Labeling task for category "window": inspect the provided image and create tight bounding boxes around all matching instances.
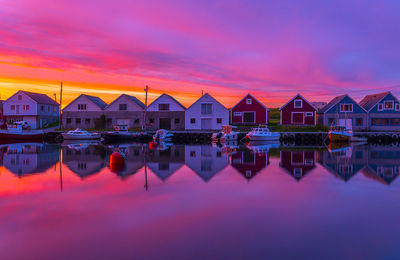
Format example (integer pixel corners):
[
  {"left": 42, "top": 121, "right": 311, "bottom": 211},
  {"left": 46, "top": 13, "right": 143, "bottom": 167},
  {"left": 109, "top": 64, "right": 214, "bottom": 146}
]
[
  {"left": 106, "top": 118, "right": 112, "bottom": 125},
  {"left": 340, "top": 104, "right": 353, "bottom": 112},
  {"left": 85, "top": 118, "right": 91, "bottom": 124},
  {"left": 53, "top": 106, "right": 58, "bottom": 112},
  {"left": 396, "top": 104, "right": 400, "bottom": 111},
  {"left": 23, "top": 105, "right": 30, "bottom": 111},
  {"left": 305, "top": 112, "right": 313, "bottom": 117},
  {"left": 294, "top": 99, "right": 303, "bottom": 108},
  {"left": 328, "top": 118, "right": 335, "bottom": 125},
  {"left": 216, "top": 151, "right": 222, "bottom": 157},
  {"left": 246, "top": 99, "right": 252, "bottom": 104},
  {"left": 371, "top": 118, "right": 400, "bottom": 126},
  {"left": 190, "top": 151, "right": 196, "bottom": 157},
  {"left": 384, "top": 101, "right": 394, "bottom": 110},
  {"left": 18, "top": 95, "right": 22, "bottom": 100},
  {"left": 233, "top": 112, "right": 241, "bottom": 116},
  {"left": 119, "top": 104, "right": 127, "bottom": 111},
  {"left": 216, "top": 118, "right": 222, "bottom": 124},
  {"left": 41, "top": 105, "right": 44, "bottom": 111},
  {"left": 149, "top": 118, "right": 155, "bottom": 124},
  {"left": 47, "top": 106, "right": 50, "bottom": 111},
  {"left": 11, "top": 105, "right": 15, "bottom": 110},
  {"left": 76, "top": 118, "right": 81, "bottom": 124},
  {"left": 356, "top": 118, "right": 363, "bottom": 126},
  {"left": 159, "top": 104, "right": 170, "bottom": 111},
  {"left": 134, "top": 118, "right": 140, "bottom": 124},
  {"left": 175, "top": 118, "right": 180, "bottom": 124},
  {"left": 293, "top": 168, "right": 302, "bottom": 178},
  {"left": 66, "top": 118, "right": 71, "bottom": 124},
  {"left": 243, "top": 112, "right": 255, "bottom": 123},
  {"left": 190, "top": 118, "right": 196, "bottom": 124},
  {"left": 201, "top": 103, "right": 212, "bottom": 114},
  {"left": 78, "top": 104, "right": 87, "bottom": 110},
  {"left": 304, "top": 159, "right": 313, "bottom": 166},
  {"left": 378, "top": 104, "right": 383, "bottom": 111}
]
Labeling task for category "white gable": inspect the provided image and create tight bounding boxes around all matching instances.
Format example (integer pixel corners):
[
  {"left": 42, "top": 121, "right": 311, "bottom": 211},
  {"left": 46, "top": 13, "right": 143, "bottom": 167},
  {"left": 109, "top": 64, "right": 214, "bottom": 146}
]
[
  {"left": 147, "top": 95, "right": 185, "bottom": 111},
  {"left": 63, "top": 95, "right": 104, "bottom": 112},
  {"left": 105, "top": 95, "right": 144, "bottom": 111},
  {"left": 3, "top": 91, "right": 38, "bottom": 116}
]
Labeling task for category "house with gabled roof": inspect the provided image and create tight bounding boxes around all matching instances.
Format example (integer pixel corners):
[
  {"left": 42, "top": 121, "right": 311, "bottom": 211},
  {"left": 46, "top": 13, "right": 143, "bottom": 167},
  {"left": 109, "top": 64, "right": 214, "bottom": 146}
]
[
  {"left": 359, "top": 92, "right": 400, "bottom": 131},
  {"left": 185, "top": 93, "right": 229, "bottom": 130},
  {"left": 317, "top": 94, "right": 367, "bottom": 131},
  {"left": 280, "top": 94, "right": 318, "bottom": 126},
  {"left": 104, "top": 94, "right": 145, "bottom": 129},
  {"left": 146, "top": 94, "right": 186, "bottom": 130},
  {"left": 62, "top": 94, "right": 107, "bottom": 129},
  {"left": 279, "top": 150, "right": 316, "bottom": 181},
  {"left": 231, "top": 148, "right": 268, "bottom": 181},
  {"left": 231, "top": 93, "right": 270, "bottom": 125},
  {"left": 3, "top": 90, "right": 59, "bottom": 129}
]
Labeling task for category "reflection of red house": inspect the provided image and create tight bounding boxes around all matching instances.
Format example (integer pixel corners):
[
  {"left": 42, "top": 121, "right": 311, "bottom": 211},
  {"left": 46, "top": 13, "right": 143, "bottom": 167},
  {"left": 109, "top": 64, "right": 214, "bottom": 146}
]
[
  {"left": 280, "top": 94, "right": 317, "bottom": 126},
  {"left": 231, "top": 150, "right": 268, "bottom": 180},
  {"left": 231, "top": 94, "right": 269, "bottom": 125},
  {"left": 279, "top": 150, "right": 316, "bottom": 181}
]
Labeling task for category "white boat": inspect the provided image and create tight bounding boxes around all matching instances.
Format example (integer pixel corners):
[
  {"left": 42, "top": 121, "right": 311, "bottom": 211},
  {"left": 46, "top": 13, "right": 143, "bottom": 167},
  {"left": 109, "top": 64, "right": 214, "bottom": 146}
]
[
  {"left": 153, "top": 129, "right": 174, "bottom": 142},
  {"left": 246, "top": 141, "right": 280, "bottom": 153},
  {"left": 245, "top": 126, "right": 280, "bottom": 142},
  {"left": 212, "top": 125, "right": 239, "bottom": 143},
  {"left": 61, "top": 128, "right": 101, "bottom": 140}
]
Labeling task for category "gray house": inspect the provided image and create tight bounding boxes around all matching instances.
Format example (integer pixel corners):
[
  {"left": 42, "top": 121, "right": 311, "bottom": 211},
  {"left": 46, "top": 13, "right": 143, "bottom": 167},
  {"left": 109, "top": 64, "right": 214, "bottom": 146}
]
[
  {"left": 317, "top": 95, "right": 368, "bottom": 131},
  {"left": 104, "top": 94, "right": 145, "bottom": 129},
  {"left": 146, "top": 94, "right": 186, "bottom": 130},
  {"left": 62, "top": 94, "right": 107, "bottom": 129},
  {"left": 359, "top": 92, "right": 400, "bottom": 131}
]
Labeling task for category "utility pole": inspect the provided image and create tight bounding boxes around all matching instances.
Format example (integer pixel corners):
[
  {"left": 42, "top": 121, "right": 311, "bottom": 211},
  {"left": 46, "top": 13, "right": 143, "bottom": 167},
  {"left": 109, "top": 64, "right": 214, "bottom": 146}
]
[
  {"left": 201, "top": 90, "right": 204, "bottom": 96},
  {"left": 143, "top": 85, "right": 148, "bottom": 131},
  {"left": 54, "top": 93, "right": 57, "bottom": 102},
  {"left": 59, "top": 82, "right": 63, "bottom": 129}
]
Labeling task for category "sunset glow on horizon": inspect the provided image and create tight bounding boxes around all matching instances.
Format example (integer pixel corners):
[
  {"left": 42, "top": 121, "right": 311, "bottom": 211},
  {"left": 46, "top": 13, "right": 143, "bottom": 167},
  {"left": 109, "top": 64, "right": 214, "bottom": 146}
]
[{"left": 1, "top": 0, "right": 400, "bottom": 107}]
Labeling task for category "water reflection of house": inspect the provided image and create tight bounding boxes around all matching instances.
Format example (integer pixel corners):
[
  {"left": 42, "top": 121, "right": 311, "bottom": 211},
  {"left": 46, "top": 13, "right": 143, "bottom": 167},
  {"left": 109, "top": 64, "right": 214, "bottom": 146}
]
[
  {"left": 2, "top": 143, "right": 59, "bottom": 177},
  {"left": 185, "top": 145, "right": 229, "bottom": 182},
  {"left": 362, "top": 146, "right": 400, "bottom": 185},
  {"left": 147, "top": 145, "right": 185, "bottom": 181},
  {"left": 318, "top": 145, "right": 367, "bottom": 182},
  {"left": 279, "top": 150, "right": 316, "bottom": 181},
  {"left": 62, "top": 144, "right": 106, "bottom": 179},
  {"left": 231, "top": 148, "right": 269, "bottom": 180},
  {"left": 107, "top": 144, "right": 144, "bottom": 179}
]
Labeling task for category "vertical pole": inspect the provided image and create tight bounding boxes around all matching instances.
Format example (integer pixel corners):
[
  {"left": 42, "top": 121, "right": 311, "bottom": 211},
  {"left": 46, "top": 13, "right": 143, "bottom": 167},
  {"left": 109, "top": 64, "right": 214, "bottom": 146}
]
[
  {"left": 143, "top": 85, "right": 148, "bottom": 132},
  {"left": 201, "top": 90, "right": 203, "bottom": 96},
  {"left": 59, "top": 82, "right": 63, "bottom": 129},
  {"left": 59, "top": 145, "right": 63, "bottom": 192}
]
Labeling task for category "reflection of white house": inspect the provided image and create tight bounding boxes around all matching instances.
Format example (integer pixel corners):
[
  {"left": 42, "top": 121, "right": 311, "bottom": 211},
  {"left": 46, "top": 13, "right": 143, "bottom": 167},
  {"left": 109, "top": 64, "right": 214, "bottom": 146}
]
[
  {"left": 3, "top": 143, "right": 59, "bottom": 176},
  {"left": 107, "top": 144, "right": 144, "bottom": 179},
  {"left": 185, "top": 93, "right": 229, "bottom": 130},
  {"left": 63, "top": 144, "right": 106, "bottom": 178},
  {"left": 185, "top": 145, "right": 229, "bottom": 182},
  {"left": 147, "top": 145, "right": 185, "bottom": 181}
]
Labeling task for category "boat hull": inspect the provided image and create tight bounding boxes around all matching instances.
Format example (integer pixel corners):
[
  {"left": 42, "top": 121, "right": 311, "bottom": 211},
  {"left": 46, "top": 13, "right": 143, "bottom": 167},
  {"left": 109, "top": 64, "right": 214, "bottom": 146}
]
[
  {"left": 0, "top": 132, "right": 43, "bottom": 141},
  {"left": 245, "top": 135, "right": 280, "bottom": 142},
  {"left": 61, "top": 133, "right": 101, "bottom": 140},
  {"left": 329, "top": 132, "right": 350, "bottom": 143}
]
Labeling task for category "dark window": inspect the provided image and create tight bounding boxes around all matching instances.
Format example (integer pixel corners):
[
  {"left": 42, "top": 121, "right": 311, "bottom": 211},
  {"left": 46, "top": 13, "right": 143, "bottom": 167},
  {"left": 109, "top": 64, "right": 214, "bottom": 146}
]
[
  {"left": 18, "top": 95, "right": 22, "bottom": 100},
  {"left": 149, "top": 118, "right": 155, "bottom": 123},
  {"left": 216, "top": 118, "right": 222, "bottom": 124},
  {"left": 190, "top": 118, "right": 196, "bottom": 124},
  {"left": 328, "top": 118, "right": 335, "bottom": 125},
  {"left": 216, "top": 151, "right": 222, "bottom": 157},
  {"left": 190, "top": 151, "right": 196, "bottom": 157},
  {"left": 85, "top": 118, "right": 91, "bottom": 124},
  {"left": 78, "top": 104, "right": 87, "bottom": 110},
  {"left": 159, "top": 104, "right": 170, "bottom": 111},
  {"left": 66, "top": 118, "right": 71, "bottom": 124},
  {"left": 11, "top": 105, "right": 15, "bottom": 110},
  {"left": 134, "top": 118, "right": 140, "bottom": 124},
  {"left": 107, "top": 118, "right": 112, "bottom": 125},
  {"left": 41, "top": 105, "right": 44, "bottom": 111},
  {"left": 175, "top": 118, "right": 180, "bottom": 124},
  {"left": 201, "top": 104, "right": 212, "bottom": 114},
  {"left": 356, "top": 118, "right": 363, "bottom": 126},
  {"left": 391, "top": 118, "right": 400, "bottom": 125},
  {"left": 119, "top": 104, "right": 127, "bottom": 111},
  {"left": 243, "top": 112, "right": 255, "bottom": 123},
  {"left": 76, "top": 118, "right": 81, "bottom": 124},
  {"left": 174, "top": 150, "right": 180, "bottom": 157}
]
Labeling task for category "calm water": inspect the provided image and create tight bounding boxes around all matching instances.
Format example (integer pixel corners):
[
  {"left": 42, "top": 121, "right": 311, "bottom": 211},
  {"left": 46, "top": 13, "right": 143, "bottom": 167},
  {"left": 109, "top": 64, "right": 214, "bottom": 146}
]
[{"left": 0, "top": 142, "right": 399, "bottom": 260}]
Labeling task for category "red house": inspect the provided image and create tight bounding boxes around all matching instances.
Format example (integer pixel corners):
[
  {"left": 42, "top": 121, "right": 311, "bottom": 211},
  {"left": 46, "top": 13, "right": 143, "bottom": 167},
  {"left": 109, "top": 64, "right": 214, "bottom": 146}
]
[
  {"left": 279, "top": 150, "right": 316, "bottom": 181},
  {"left": 231, "top": 94, "right": 269, "bottom": 125},
  {"left": 280, "top": 94, "right": 317, "bottom": 126},
  {"left": 231, "top": 149, "right": 268, "bottom": 180}
]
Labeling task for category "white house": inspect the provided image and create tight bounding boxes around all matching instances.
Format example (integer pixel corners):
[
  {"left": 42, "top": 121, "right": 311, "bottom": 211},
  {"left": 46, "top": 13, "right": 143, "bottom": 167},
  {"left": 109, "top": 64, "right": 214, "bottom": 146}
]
[
  {"left": 3, "top": 90, "right": 59, "bottom": 129},
  {"left": 146, "top": 94, "right": 186, "bottom": 130},
  {"left": 104, "top": 94, "right": 145, "bottom": 129},
  {"left": 185, "top": 93, "right": 229, "bottom": 130},
  {"left": 62, "top": 94, "right": 107, "bottom": 129}
]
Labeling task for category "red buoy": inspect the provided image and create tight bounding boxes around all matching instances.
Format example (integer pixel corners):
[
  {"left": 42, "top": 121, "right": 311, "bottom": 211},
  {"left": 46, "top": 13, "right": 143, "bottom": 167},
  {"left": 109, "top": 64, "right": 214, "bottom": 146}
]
[
  {"left": 149, "top": 141, "right": 158, "bottom": 149},
  {"left": 110, "top": 152, "right": 124, "bottom": 173}
]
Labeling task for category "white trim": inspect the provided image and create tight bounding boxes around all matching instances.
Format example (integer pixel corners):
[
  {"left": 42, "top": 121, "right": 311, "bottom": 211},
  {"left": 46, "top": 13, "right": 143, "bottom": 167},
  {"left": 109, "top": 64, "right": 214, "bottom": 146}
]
[
  {"left": 293, "top": 168, "right": 303, "bottom": 178},
  {"left": 384, "top": 100, "right": 394, "bottom": 110},
  {"left": 246, "top": 98, "right": 252, "bottom": 105},
  {"left": 233, "top": 112, "right": 242, "bottom": 116},
  {"left": 294, "top": 99, "right": 303, "bottom": 109},
  {"left": 291, "top": 152, "right": 304, "bottom": 166},
  {"left": 291, "top": 112, "right": 305, "bottom": 124},
  {"left": 396, "top": 103, "right": 400, "bottom": 111},
  {"left": 378, "top": 103, "right": 383, "bottom": 111},
  {"left": 242, "top": 111, "right": 256, "bottom": 124},
  {"left": 340, "top": 103, "right": 353, "bottom": 112},
  {"left": 231, "top": 93, "right": 270, "bottom": 111},
  {"left": 279, "top": 94, "right": 318, "bottom": 111},
  {"left": 324, "top": 95, "right": 368, "bottom": 114},
  {"left": 305, "top": 112, "right": 313, "bottom": 117},
  {"left": 363, "top": 92, "right": 399, "bottom": 112}
]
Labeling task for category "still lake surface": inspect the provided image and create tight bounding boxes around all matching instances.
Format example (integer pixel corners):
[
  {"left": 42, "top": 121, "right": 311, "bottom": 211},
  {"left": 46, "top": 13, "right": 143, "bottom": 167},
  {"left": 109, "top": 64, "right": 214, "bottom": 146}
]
[{"left": 0, "top": 142, "right": 399, "bottom": 260}]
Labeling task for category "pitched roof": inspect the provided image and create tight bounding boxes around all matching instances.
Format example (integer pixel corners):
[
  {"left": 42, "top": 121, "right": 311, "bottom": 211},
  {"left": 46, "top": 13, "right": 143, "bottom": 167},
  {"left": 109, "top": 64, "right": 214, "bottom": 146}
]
[
  {"left": 20, "top": 91, "right": 59, "bottom": 105},
  {"left": 359, "top": 92, "right": 391, "bottom": 111},
  {"left": 279, "top": 93, "right": 318, "bottom": 111},
  {"left": 187, "top": 93, "right": 227, "bottom": 110},
  {"left": 84, "top": 95, "right": 107, "bottom": 109},
  {"left": 148, "top": 94, "right": 186, "bottom": 110},
  {"left": 231, "top": 93, "right": 269, "bottom": 111},
  {"left": 318, "top": 95, "right": 347, "bottom": 113},
  {"left": 106, "top": 94, "right": 145, "bottom": 110}
]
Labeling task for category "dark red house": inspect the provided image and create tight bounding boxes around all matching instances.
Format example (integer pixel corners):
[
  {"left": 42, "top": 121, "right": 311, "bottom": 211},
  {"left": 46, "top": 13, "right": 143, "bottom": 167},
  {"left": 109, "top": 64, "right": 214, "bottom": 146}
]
[
  {"left": 280, "top": 94, "right": 317, "bottom": 126},
  {"left": 231, "top": 149, "right": 268, "bottom": 180},
  {"left": 279, "top": 150, "right": 316, "bottom": 181},
  {"left": 231, "top": 94, "right": 269, "bottom": 125}
]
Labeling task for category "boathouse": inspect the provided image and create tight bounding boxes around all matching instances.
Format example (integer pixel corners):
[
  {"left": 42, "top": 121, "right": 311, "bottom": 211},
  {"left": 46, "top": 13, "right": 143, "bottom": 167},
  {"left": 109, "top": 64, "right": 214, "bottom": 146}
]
[
  {"left": 0, "top": 100, "right": 4, "bottom": 127},
  {"left": 231, "top": 148, "right": 268, "bottom": 180},
  {"left": 146, "top": 94, "right": 186, "bottom": 131},
  {"left": 3, "top": 90, "right": 59, "bottom": 129},
  {"left": 147, "top": 145, "right": 185, "bottom": 181},
  {"left": 317, "top": 95, "right": 367, "bottom": 131},
  {"left": 231, "top": 94, "right": 269, "bottom": 125},
  {"left": 104, "top": 94, "right": 145, "bottom": 129},
  {"left": 359, "top": 92, "right": 400, "bottom": 131},
  {"left": 185, "top": 93, "right": 229, "bottom": 130},
  {"left": 279, "top": 150, "right": 316, "bottom": 181},
  {"left": 280, "top": 94, "right": 317, "bottom": 126},
  {"left": 62, "top": 94, "right": 107, "bottom": 129}
]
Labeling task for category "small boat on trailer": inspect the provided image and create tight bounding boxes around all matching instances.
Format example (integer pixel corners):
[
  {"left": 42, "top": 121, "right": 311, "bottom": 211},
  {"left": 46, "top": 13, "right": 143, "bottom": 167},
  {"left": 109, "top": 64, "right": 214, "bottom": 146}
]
[
  {"left": 244, "top": 125, "right": 280, "bottom": 142},
  {"left": 212, "top": 125, "right": 240, "bottom": 143},
  {"left": 0, "top": 122, "right": 43, "bottom": 141},
  {"left": 328, "top": 126, "right": 367, "bottom": 143},
  {"left": 61, "top": 128, "right": 101, "bottom": 140}
]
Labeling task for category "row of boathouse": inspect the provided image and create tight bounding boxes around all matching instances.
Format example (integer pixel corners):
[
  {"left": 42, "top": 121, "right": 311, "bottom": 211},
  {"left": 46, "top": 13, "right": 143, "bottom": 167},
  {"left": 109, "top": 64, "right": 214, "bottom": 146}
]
[{"left": 1, "top": 90, "right": 400, "bottom": 131}]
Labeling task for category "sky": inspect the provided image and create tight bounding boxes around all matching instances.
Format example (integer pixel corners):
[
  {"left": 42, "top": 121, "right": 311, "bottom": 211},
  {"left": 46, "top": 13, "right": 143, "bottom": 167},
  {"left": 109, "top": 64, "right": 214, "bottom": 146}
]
[{"left": 1, "top": 0, "right": 400, "bottom": 107}]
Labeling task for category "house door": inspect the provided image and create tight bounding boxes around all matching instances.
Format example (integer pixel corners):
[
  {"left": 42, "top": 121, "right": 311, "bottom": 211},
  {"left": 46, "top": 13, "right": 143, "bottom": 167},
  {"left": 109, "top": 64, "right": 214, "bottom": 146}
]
[
  {"left": 117, "top": 119, "right": 130, "bottom": 128},
  {"left": 292, "top": 112, "right": 304, "bottom": 124},
  {"left": 159, "top": 118, "right": 171, "bottom": 130},
  {"left": 339, "top": 119, "right": 352, "bottom": 130},
  {"left": 201, "top": 118, "right": 212, "bottom": 130},
  {"left": 243, "top": 112, "right": 255, "bottom": 124}
]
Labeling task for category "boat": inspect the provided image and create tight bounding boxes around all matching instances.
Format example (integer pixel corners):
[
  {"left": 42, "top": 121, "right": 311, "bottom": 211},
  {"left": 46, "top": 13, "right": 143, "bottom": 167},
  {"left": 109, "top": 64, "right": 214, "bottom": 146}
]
[
  {"left": 61, "top": 128, "right": 101, "bottom": 140},
  {"left": 0, "top": 121, "right": 43, "bottom": 141},
  {"left": 244, "top": 126, "right": 280, "bottom": 142},
  {"left": 211, "top": 125, "right": 240, "bottom": 143},
  {"left": 328, "top": 126, "right": 367, "bottom": 143},
  {"left": 246, "top": 141, "right": 280, "bottom": 153},
  {"left": 102, "top": 124, "right": 140, "bottom": 142},
  {"left": 153, "top": 129, "right": 174, "bottom": 142}
]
